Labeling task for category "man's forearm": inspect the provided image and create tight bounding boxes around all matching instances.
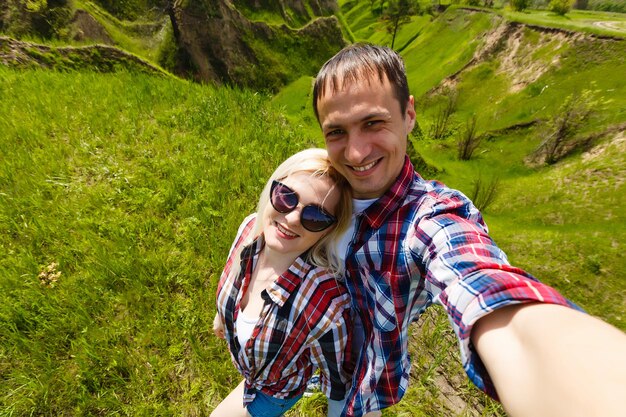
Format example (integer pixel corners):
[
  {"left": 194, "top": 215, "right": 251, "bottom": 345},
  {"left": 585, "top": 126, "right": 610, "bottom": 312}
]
[{"left": 472, "top": 303, "right": 626, "bottom": 417}]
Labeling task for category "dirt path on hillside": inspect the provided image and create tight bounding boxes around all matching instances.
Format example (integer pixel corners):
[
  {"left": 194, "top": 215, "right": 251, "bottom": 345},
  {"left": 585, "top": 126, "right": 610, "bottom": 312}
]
[{"left": 592, "top": 21, "right": 626, "bottom": 32}]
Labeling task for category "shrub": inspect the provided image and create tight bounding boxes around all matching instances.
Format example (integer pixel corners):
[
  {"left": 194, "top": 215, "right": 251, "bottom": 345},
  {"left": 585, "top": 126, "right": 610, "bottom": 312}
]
[
  {"left": 549, "top": 0, "right": 573, "bottom": 14},
  {"left": 529, "top": 90, "right": 598, "bottom": 165},
  {"left": 470, "top": 174, "right": 501, "bottom": 212},
  {"left": 429, "top": 89, "right": 457, "bottom": 140},
  {"left": 457, "top": 115, "right": 482, "bottom": 161},
  {"left": 510, "top": 0, "right": 531, "bottom": 11},
  {"left": 1, "top": 0, "right": 72, "bottom": 39}
]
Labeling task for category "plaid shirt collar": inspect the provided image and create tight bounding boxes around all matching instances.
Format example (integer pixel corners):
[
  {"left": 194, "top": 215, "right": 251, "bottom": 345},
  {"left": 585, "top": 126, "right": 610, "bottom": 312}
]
[
  {"left": 360, "top": 155, "right": 415, "bottom": 229},
  {"left": 239, "top": 235, "right": 312, "bottom": 308}
]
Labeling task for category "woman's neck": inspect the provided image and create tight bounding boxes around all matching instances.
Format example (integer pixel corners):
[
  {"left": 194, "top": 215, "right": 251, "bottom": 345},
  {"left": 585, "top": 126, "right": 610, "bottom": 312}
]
[{"left": 257, "top": 247, "right": 298, "bottom": 279}]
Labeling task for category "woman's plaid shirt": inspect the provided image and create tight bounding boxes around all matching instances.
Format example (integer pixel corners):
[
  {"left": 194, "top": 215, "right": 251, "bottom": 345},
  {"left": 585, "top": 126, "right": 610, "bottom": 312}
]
[
  {"left": 216, "top": 214, "right": 353, "bottom": 406},
  {"left": 341, "top": 156, "right": 579, "bottom": 417}
]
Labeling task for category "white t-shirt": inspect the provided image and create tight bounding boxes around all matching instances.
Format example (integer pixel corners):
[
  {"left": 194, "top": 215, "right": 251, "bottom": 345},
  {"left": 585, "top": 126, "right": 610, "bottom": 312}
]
[{"left": 335, "top": 198, "right": 378, "bottom": 263}]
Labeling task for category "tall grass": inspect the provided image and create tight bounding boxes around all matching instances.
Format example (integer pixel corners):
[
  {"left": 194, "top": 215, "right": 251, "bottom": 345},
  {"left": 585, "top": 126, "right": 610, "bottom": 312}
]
[{"left": 0, "top": 67, "right": 316, "bottom": 415}]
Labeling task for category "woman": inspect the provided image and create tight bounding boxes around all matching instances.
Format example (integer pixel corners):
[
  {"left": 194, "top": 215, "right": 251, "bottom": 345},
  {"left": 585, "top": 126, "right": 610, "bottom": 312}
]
[{"left": 212, "top": 148, "right": 353, "bottom": 417}]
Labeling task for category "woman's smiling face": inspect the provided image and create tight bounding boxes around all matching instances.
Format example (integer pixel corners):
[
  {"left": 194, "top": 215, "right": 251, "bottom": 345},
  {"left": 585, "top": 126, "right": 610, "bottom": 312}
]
[{"left": 262, "top": 172, "right": 340, "bottom": 259}]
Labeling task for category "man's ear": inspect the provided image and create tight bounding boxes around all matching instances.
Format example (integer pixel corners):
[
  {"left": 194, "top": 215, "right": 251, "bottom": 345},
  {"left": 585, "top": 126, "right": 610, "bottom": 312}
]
[{"left": 405, "top": 95, "right": 416, "bottom": 133}]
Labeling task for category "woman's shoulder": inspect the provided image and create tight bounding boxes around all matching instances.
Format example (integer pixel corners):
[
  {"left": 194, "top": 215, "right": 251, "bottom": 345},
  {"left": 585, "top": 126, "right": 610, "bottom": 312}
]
[
  {"left": 239, "top": 213, "right": 257, "bottom": 231},
  {"left": 302, "top": 265, "right": 350, "bottom": 300},
  {"left": 232, "top": 213, "right": 257, "bottom": 241}
]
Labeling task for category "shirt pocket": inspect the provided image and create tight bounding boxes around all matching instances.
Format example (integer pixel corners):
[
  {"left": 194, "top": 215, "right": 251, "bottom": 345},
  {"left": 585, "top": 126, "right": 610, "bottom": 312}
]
[{"left": 363, "top": 268, "right": 397, "bottom": 332}]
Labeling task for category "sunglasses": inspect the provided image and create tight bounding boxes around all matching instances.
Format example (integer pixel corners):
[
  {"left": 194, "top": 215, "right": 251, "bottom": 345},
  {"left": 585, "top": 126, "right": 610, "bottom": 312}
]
[{"left": 270, "top": 180, "right": 337, "bottom": 232}]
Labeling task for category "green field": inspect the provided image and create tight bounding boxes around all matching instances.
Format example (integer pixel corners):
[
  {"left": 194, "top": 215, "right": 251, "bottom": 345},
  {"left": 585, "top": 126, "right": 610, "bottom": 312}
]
[{"left": 1, "top": 1, "right": 625, "bottom": 416}]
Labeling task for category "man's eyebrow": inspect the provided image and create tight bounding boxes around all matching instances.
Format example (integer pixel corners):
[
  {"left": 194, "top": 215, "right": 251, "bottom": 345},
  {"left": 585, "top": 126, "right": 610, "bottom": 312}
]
[
  {"left": 323, "top": 112, "right": 390, "bottom": 130},
  {"left": 362, "top": 112, "right": 390, "bottom": 121},
  {"left": 321, "top": 121, "right": 342, "bottom": 131}
]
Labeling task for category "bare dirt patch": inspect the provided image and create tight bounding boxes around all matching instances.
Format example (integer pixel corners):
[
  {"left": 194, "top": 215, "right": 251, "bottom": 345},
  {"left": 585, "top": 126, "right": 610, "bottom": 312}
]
[{"left": 496, "top": 27, "right": 578, "bottom": 93}]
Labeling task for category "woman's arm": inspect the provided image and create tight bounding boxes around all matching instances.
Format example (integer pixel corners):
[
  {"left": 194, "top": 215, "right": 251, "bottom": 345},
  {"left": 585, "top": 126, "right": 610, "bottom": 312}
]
[
  {"left": 213, "top": 312, "right": 225, "bottom": 339},
  {"left": 311, "top": 306, "right": 353, "bottom": 402}
]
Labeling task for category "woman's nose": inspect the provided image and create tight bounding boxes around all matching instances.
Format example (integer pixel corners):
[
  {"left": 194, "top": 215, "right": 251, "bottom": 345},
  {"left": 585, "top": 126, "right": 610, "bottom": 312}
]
[{"left": 283, "top": 206, "right": 302, "bottom": 225}]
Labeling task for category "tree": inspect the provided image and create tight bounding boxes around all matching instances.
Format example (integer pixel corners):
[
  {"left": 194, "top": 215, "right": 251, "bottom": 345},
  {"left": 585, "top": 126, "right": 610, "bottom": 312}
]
[
  {"left": 574, "top": 0, "right": 588, "bottom": 9},
  {"left": 383, "top": 0, "right": 418, "bottom": 49}
]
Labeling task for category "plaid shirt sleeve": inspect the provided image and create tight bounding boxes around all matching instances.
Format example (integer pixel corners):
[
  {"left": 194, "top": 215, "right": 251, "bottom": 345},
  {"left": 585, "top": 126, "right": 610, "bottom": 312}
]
[
  {"left": 307, "top": 281, "right": 354, "bottom": 401},
  {"left": 412, "top": 185, "right": 580, "bottom": 398}
]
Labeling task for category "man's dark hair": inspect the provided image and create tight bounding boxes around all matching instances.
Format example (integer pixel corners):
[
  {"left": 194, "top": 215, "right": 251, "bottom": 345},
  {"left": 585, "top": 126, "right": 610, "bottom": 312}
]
[{"left": 312, "top": 43, "right": 410, "bottom": 122}]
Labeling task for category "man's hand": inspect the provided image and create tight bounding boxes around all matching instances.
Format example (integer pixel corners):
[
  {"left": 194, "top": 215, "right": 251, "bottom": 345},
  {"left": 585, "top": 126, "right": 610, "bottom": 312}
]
[
  {"left": 472, "top": 303, "right": 626, "bottom": 417},
  {"left": 213, "top": 313, "right": 225, "bottom": 339}
]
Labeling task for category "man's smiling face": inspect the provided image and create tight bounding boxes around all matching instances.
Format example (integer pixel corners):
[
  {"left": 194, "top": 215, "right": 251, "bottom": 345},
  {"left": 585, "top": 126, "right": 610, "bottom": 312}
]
[{"left": 317, "top": 75, "right": 415, "bottom": 199}]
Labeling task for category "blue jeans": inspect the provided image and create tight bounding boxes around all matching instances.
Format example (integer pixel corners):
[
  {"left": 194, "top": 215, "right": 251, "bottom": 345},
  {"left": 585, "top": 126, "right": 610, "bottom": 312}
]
[{"left": 247, "top": 391, "right": 303, "bottom": 417}]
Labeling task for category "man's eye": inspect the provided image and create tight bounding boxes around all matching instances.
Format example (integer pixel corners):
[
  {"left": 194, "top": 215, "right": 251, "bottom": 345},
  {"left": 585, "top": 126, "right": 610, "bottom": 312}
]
[
  {"left": 326, "top": 129, "right": 344, "bottom": 138},
  {"left": 366, "top": 120, "right": 381, "bottom": 127}
]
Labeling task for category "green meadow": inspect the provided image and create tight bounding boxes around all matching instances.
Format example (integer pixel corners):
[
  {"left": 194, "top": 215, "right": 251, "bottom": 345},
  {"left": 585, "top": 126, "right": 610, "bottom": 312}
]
[{"left": 1, "top": 2, "right": 625, "bottom": 416}]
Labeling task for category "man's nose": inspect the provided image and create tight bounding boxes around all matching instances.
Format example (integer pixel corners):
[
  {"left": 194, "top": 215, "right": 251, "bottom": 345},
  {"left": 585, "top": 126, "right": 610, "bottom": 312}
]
[{"left": 344, "top": 134, "right": 370, "bottom": 164}]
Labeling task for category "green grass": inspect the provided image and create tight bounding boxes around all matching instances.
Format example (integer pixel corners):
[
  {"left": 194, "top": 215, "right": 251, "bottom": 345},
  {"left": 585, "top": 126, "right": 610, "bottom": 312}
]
[
  {"left": 0, "top": 67, "right": 318, "bottom": 416},
  {"left": 2, "top": 2, "right": 625, "bottom": 416},
  {"left": 498, "top": 8, "right": 626, "bottom": 38}
]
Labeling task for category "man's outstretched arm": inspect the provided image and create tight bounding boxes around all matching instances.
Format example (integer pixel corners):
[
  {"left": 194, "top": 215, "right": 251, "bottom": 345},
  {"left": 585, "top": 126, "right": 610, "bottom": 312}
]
[{"left": 472, "top": 302, "right": 626, "bottom": 417}]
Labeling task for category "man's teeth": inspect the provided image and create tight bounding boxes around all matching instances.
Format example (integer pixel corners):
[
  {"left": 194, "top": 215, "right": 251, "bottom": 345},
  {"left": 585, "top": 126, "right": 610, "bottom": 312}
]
[
  {"left": 277, "top": 223, "right": 297, "bottom": 237},
  {"left": 352, "top": 160, "right": 377, "bottom": 172}
]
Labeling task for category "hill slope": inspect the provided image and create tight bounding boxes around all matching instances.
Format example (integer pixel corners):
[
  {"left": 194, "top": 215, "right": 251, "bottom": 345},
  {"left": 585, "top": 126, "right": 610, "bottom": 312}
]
[{"left": 1, "top": 2, "right": 625, "bottom": 417}]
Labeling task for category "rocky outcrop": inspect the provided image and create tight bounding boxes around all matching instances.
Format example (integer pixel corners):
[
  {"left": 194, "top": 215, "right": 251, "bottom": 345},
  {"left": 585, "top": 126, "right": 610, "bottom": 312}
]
[
  {"left": 0, "top": 36, "right": 168, "bottom": 76},
  {"left": 168, "top": 0, "right": 345, "bottom": 90},
  {"left": 232, "top": 0, "right": 337, "bottom": 26},
  {"left": 70, "top": 9, "right": 113, "bottom": 44}
]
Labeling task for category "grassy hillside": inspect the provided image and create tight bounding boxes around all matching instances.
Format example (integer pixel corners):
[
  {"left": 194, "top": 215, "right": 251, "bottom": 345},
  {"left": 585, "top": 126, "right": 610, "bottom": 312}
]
[
  {"left": 1, "top": 3, "right": 625, "bottom": 417},
  {"left": 0, "top": 68, "right": 323, "bottom": 416}
]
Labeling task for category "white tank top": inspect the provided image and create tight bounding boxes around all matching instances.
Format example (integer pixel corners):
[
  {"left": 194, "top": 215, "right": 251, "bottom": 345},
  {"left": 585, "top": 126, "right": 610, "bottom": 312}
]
[{"left": 236, "top": 309, "right": 258, "bottom": 347}]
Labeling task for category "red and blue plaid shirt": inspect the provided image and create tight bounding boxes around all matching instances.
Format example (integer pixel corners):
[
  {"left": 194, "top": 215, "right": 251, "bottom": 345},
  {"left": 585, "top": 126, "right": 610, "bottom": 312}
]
[
  {"left": 216, "top": 214, "right": 353, "bottom": 406},
  {"left": 342, "top": 156, "right": 578, "bottom": 416}
]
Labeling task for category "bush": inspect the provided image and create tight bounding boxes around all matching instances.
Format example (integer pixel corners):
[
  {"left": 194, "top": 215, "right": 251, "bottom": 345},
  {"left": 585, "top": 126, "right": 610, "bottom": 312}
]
[
  {"left": 1, "top": 0, "right": 72, "bottom": 39},
  {"left": 470, "top": 174, "right": 500, "bottom": 212},
  {"left": 457, "top": 116, "right": 482, "bottom": 161},
  {"left": 510, "top": 0, "right": 532, "bottom": 10},
  {"left": 429, "top": 89, "right": 457, "bottom": 140},
  {"left": 549, "top": 0, "right": 573, "bottom": 14},
  {"left": 529, "top": 90, "right": 598, "bottom": 165}
]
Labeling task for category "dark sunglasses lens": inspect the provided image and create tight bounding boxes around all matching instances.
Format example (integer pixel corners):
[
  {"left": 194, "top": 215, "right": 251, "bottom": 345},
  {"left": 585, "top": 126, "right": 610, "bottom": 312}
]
[
  {"left": 301, "top": 206, "right": 336, "bottom": 232},
  {"left": 271, "top": 182, "right": 297, "bottom": 213}
]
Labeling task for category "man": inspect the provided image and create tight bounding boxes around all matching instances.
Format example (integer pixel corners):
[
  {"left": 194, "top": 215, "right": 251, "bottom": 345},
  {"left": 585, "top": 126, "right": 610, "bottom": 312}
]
[{"left": 313, "top": 43, "right": 626, "bottom": 417}]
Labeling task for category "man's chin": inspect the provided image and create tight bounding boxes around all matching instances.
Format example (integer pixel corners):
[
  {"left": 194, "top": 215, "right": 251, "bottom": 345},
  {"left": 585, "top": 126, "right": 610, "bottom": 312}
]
[{"left": 351, "top": 180, "right": 385, "bottom": 199}]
